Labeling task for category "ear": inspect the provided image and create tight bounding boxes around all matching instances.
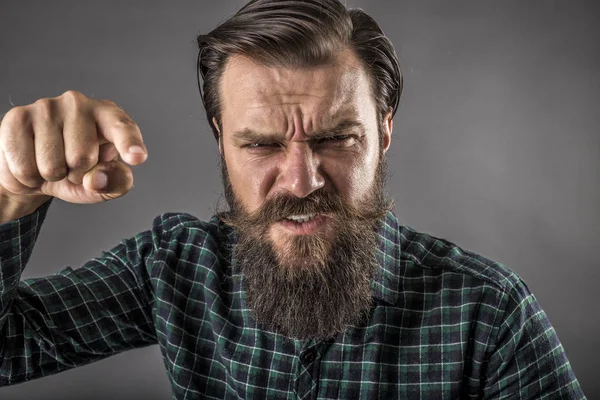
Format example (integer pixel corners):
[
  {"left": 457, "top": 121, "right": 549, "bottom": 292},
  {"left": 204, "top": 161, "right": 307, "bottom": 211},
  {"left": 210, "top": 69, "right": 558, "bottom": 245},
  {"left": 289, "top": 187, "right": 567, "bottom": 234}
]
[
  {"left": 382, "top": 109, "right": 393, "bottom": 153},
  {"left": 212, "top": 117, "right": 222, "bottom": 155}
]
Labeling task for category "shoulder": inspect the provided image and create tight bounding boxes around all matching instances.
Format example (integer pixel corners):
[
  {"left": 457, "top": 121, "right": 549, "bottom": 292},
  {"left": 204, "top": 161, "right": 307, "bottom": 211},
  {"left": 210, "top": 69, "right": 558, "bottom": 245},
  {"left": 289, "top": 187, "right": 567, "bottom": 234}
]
[
  {"left": 149, "top": 211, "right": 229, "bottom": 253},
  {"left": 397, "top": 224, "right": 524, "bottom": 295},
  {"left": 396, "top": 224, "right": 544, "bottom": 343},
  {"left": 152, "top": 211, "right": 219, "bottom": 235}
]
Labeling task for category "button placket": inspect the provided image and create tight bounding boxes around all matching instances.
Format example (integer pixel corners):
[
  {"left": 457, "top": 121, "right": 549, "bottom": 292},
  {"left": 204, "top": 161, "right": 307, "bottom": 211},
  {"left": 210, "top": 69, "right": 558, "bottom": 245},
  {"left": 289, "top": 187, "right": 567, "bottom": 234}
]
[
  {"left": 294, "top": 341, "right": 321, "bottom": 399},
  {"left": 301, "top": 349, "right": 316, "bottom": 364}
]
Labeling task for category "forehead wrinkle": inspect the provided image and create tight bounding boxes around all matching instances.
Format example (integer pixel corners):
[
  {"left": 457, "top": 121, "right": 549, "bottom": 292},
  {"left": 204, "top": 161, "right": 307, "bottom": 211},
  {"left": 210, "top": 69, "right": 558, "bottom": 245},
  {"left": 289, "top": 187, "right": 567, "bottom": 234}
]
[
  {"left": 233, "top": 88, "right": 364, "bottom": 142},
  {"left": 234, "top": 111, "right": 364, "bottom": 144},
  {"left": 249, "top": 63, "right": 359, "bottom": 106},
  {"left": 221, "top": 51, "right": 373, "bottom": 141},
  {"left": 227, "top": 51, "right": 362, "bottom": 93}
]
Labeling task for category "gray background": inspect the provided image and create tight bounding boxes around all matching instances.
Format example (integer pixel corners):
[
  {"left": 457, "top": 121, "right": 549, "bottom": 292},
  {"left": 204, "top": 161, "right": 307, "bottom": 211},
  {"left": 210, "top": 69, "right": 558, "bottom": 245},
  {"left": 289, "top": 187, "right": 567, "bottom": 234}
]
[{"left": 1, "top": 0, "right": 598, "bottom": 398}]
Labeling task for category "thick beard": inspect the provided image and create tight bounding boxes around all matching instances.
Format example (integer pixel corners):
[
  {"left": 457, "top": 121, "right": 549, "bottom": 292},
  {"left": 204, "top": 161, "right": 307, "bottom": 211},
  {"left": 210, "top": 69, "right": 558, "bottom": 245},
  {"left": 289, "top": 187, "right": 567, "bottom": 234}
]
[{"left": 217, "top": 143, "right": 392, "bottom": 341}]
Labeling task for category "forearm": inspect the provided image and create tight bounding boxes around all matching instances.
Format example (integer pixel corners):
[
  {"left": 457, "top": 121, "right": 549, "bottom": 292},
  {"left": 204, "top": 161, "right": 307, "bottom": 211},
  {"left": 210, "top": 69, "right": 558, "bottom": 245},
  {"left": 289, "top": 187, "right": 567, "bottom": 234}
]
[
  {"left": 0, "top": 197, "right": 53, "bottom": 329},
  {"left": 0, "top": 198, "right": 55, "bottom": 385},
  {"left": 2, "top": 264, "right": 157, "bottom": 386},
  {"left": 0, "top": 201, "right": 157, "bottom": 385}
]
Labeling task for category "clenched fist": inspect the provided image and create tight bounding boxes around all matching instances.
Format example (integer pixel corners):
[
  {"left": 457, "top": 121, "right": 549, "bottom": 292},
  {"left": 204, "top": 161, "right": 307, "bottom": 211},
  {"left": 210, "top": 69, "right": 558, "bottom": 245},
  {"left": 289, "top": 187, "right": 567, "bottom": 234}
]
[{"left": 0, "top": 90, "right": 147, "bottom": 216}]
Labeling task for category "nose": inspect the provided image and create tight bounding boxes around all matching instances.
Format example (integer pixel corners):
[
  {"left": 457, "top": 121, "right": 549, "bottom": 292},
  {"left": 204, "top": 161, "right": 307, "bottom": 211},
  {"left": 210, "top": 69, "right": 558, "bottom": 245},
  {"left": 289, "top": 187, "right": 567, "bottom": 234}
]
[{"left": 277, "top": 143, "right": 325, "bottom": 198}]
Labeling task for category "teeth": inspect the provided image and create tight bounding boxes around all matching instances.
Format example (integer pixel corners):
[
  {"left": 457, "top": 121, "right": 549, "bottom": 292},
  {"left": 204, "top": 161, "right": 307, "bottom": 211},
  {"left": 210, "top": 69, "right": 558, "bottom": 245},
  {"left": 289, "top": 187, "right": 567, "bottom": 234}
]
[{"left": 286, "top": 214, "right": 317, "bottom": 223}]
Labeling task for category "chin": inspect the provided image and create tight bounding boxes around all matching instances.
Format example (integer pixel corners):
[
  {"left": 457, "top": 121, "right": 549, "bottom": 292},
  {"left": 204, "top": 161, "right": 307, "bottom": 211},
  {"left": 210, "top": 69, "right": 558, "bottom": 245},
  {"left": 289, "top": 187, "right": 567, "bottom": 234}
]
[{"left": 269, "top": 231, "right": 335, "bottom": 272}]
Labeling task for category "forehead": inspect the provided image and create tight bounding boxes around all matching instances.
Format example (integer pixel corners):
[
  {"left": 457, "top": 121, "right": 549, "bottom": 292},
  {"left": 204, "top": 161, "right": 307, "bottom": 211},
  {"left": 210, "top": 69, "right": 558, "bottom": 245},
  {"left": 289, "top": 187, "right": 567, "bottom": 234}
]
[{"left": 219, "top": 50, "right": 375, "bottom": 133}]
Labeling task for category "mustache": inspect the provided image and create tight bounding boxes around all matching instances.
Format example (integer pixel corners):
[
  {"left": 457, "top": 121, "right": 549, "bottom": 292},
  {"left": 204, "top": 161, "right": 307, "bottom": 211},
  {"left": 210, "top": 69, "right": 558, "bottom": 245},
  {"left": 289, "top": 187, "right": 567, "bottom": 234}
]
[
  {"left": 243, "top": 190, "right": 347, "bottom": 225},
  {"left": 223, "top": 188, "right": 389, "bottom": 232}
]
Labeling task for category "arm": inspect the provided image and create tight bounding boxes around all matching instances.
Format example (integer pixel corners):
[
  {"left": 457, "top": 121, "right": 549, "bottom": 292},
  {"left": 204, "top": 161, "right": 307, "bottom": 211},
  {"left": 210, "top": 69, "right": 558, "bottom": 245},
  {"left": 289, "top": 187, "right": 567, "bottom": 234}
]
[
  {"left": 0, "top": 189, "right": 53, "bottom": 224},
  {"left": 482, "top": 278, "right": 585, "bottom": 399},
  {"left": 0, "top": 199, "right": 158, "bottom": 386}
]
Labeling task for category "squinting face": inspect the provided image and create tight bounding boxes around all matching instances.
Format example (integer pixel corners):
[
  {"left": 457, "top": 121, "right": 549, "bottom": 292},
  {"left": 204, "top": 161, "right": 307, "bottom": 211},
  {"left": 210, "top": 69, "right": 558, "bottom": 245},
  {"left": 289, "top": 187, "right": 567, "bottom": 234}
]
[
  {"left": 213, "top": 49, "right": 394, "bottom": 340},
  {"left": 216, "top": 49, "right": 392, "bottom": 254}
]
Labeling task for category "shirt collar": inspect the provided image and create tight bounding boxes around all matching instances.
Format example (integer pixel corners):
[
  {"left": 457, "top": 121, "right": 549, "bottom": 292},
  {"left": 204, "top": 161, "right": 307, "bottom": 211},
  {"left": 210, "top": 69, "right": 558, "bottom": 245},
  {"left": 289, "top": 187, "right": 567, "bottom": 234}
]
[{"left": 371, "top": 210, "right": 401, "bottom": 306}]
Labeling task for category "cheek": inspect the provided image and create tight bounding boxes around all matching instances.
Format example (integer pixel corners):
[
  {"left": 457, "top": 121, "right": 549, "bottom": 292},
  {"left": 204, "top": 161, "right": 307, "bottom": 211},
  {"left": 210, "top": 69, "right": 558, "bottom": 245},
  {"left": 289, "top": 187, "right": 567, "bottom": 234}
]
[
  {"left": 325, "top": 148, "right": 378, "bottom": 203},
  {"left": 227, "top": 154, "right": 279, "bottom": 213}
]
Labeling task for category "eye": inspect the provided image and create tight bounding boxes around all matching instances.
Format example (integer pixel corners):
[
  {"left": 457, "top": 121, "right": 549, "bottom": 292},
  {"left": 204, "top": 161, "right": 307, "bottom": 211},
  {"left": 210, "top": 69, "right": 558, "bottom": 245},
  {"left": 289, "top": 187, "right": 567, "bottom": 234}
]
[
  {"left": 244, "top": 142, "right": 280, "bottom": 149},
  {"left": 314, "top": 135, "right": 356, "bottom": 146}
]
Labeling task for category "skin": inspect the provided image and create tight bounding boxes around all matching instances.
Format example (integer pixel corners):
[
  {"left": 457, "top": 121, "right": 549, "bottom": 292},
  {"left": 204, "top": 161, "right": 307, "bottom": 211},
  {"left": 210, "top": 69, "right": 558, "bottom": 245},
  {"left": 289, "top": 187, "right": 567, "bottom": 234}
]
[
  {"left": 214, "top": 49, "right": 393, "bottom": 255},
  {"left": 0, "top": 90, "right": 147, "bottom": 223}
]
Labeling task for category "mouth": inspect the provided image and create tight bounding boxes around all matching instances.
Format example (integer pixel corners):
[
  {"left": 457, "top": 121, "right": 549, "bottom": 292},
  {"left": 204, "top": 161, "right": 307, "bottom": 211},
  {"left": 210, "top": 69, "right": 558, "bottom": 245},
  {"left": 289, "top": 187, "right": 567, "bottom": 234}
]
[{"left": 276, "top": 213, "right": 329, "bottom": 235}]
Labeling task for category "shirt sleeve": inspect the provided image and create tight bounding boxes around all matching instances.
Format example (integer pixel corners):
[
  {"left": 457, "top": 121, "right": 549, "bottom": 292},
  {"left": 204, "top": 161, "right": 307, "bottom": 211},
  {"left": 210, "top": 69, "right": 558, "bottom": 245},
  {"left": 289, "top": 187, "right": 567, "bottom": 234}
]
[
  {"left": 0, "top": 199, "right": 159, "bottom": 386},
  {"left": 482, "top": 276, "right": 586, "bottom": 399}
]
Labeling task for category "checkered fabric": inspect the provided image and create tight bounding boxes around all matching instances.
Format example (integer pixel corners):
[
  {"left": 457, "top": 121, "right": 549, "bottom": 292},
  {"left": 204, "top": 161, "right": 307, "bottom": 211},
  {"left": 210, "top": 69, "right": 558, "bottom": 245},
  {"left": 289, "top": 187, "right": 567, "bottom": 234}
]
[{"left": 0, "top": 198, "right": 585, "bottom": 399}]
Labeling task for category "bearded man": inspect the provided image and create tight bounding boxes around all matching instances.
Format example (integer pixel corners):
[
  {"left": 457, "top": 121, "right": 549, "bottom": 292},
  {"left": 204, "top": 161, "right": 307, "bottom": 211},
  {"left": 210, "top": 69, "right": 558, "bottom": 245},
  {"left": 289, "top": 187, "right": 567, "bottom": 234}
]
[{"left": 0, "top": 0, "right": 585, "bottom": 399}]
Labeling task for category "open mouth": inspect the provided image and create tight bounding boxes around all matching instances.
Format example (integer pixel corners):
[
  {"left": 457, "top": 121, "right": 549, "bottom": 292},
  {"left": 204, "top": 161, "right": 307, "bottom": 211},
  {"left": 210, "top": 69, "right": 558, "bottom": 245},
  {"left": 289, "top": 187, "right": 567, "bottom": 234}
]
[
  {"left": 277, "top": 214, "right": 328, "bottom": 234},
  {"left": 285, "top": 214, "right": 317, "bottom": 223}
]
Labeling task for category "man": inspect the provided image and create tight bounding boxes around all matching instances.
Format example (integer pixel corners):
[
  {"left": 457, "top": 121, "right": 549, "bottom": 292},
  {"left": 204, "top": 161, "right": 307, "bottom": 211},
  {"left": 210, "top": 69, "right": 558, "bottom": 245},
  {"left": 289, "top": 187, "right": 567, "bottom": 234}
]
[{"left": 0, "top": 0, "right": 585, "bottom": 398}]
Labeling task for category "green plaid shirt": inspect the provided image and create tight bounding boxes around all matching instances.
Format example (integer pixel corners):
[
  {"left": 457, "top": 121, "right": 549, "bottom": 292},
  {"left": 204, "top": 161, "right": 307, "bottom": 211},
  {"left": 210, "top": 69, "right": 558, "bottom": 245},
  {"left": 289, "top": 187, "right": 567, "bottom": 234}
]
[{"left": 0, "top": 198, "right": 584, "bottom": 399}]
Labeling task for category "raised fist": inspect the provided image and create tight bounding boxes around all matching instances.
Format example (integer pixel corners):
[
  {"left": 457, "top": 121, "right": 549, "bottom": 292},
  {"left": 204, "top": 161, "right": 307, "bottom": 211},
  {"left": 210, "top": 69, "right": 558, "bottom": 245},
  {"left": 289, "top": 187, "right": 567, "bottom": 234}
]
[{"left": 0, "top": 90, "right": 147, "bottom": 209}]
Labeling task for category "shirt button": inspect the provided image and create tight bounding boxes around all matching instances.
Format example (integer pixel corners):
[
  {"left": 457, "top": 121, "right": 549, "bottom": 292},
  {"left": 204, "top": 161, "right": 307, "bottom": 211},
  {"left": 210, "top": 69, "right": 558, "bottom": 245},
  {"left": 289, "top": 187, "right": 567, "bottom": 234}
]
[{"left": 302, "top": 350, "right": 316, "bottom": 363}]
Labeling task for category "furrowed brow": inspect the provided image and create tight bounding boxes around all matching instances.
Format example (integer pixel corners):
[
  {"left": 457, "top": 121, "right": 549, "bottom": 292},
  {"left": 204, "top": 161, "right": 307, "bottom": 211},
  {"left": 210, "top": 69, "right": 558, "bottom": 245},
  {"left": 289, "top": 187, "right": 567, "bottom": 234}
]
[
  {"left": 310, "top": 119, "right": 365, "bottom": 139},
  {"left": 232, "top": 119, "right": 365, "bottom": 143},
  {"left": 232, "top": 128, "right": 283, "bottom": 143}
]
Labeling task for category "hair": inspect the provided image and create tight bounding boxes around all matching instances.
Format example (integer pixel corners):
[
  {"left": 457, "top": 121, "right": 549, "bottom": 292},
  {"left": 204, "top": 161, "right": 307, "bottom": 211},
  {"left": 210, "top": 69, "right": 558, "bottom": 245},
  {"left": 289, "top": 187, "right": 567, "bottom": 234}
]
[{"left": 196, "top": 0, "right": 403, "bottom": 141}]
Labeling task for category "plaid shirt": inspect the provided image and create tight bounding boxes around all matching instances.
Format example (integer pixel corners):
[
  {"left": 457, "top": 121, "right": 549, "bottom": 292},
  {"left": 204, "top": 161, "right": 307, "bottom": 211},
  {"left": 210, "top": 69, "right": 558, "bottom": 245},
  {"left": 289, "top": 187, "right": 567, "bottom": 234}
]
[{"left": 0, "top": 198, "right": 585, "bottom": 399}]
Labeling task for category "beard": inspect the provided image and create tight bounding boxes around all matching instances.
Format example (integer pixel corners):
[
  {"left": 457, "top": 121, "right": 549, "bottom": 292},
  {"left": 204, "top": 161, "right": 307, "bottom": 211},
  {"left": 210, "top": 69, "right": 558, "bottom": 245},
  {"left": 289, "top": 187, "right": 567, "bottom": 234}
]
[{"left": 217, "top": 143, "right": 392, "bottom": 341}]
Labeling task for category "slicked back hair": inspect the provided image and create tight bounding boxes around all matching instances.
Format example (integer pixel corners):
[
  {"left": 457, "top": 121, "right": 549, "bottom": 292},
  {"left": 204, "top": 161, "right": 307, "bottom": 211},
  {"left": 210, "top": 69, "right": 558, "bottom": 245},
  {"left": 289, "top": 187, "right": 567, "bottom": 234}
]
[{"left": 197, "top": 0, "right": 403, "bottom": 141}]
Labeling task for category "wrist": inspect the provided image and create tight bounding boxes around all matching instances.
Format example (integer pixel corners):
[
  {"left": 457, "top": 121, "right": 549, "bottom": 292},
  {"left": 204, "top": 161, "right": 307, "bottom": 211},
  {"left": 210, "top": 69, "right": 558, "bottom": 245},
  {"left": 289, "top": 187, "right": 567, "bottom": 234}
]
[{"left": 0, "top": 190, "right": 52, "bottom": 224}]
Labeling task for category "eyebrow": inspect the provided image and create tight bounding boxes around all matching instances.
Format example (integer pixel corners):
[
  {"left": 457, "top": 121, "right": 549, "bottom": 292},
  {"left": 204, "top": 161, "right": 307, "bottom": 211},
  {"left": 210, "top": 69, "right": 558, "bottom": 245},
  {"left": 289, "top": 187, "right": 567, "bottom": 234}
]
[{"left": 232, "top": 119, "right": 366, "bottom": 143}]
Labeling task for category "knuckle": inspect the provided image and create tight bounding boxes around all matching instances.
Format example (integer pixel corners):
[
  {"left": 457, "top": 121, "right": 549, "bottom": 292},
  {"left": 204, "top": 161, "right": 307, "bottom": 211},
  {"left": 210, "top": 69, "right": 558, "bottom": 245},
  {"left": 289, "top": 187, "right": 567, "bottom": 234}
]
[
  {"left": 102, "top": 98, "right": 118, "bottom": 107},
  {"left": 4, "top": 106, "right": 29, "bottom": 126},
  {"left": 12, "top": 165, "right": 41, "bottom": 185},
  {"left": 33, "top": 98, "right": 54, "bottom": 122},
  {"left": 60, "top": 90, "right": 87, "bottom": 112},
  {"left": 101, "top": 98, "right": 124, "bottom": 112},
  {"left": 114, "top": 115, "right": 136, "bottom": 129},
  {"left": 60, "top": 90, "right": 84, "bottom": 102},
  {"left": 67, "top": 153, "right": 96, "bottom": 170},
  {"left": 38, "top": 165, "right": 67, "bottom": 181}
]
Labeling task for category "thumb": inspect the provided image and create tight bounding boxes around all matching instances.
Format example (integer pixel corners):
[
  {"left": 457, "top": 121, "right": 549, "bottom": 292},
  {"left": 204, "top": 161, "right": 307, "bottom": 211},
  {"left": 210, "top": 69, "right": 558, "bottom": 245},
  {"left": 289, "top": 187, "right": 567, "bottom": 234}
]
[{"left": 82, "top": 160, "right": 134, "bottom": 197}]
